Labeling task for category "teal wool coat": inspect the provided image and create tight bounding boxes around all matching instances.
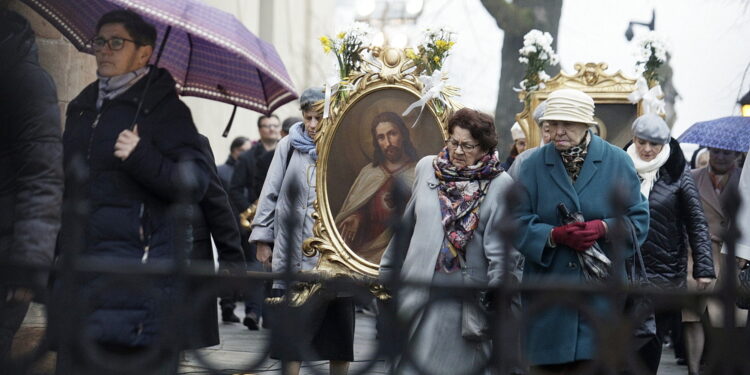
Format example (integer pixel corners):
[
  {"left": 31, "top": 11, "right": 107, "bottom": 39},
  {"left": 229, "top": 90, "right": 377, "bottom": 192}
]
[{"left": 513, "top": 133, "right": 649, "bottom": 366}]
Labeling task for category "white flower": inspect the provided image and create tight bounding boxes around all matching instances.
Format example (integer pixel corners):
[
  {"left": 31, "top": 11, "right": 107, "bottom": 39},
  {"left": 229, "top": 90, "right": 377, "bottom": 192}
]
[
  {"left": 550, "top": 55, "right": 560, "bottom": 66},
  {"left": 519, "top": 56, "right": 529, "bottom": 64},
  {"left": 519, "top": 45, "right": 537, "bottom": 56},
  {"left": 538, "top": 71, "right": 550, "bottom": 81},
  {"left": 633, "top": 31, "right": 669, "bottom": 63}
]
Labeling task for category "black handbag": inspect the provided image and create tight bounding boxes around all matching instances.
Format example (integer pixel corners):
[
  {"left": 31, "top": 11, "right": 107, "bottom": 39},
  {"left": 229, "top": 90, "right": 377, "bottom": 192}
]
[
  {"left": 623, "top": 221, "right": 657, "bottom": 346},
  {"left": 736, "top": 265, "right": 750, "bottom": 309}
]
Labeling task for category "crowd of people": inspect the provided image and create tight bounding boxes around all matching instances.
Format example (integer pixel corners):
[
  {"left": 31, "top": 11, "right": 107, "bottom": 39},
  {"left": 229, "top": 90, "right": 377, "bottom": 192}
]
[{"left": 2, "top": 5, "right": 750, "bottom": 375}]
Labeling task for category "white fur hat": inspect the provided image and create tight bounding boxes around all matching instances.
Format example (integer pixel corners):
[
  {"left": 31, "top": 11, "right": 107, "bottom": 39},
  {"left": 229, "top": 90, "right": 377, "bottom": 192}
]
[
  {"left": 511, "top": 122, "right": 525, "bottom": 140},
  {"left": 539, "top": 88, "right": 598, "bottom": 126}
]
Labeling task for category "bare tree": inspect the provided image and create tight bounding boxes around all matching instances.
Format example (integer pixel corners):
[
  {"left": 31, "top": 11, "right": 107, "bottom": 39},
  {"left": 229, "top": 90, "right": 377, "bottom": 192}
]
[{"left": 481, "top": 0, "right": 562, "bottom": 158}]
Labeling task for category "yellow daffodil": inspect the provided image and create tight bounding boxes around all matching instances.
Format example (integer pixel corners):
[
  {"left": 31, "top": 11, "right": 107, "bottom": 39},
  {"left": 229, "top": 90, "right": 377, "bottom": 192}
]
[
  {"left": 433, "top": 56, "right": 440, "bottom": 63},
  {"left": 405, "top": 48, "right": 417, "bottom": 60},
  {"left": 337, "top": 31, "right": 346, "bottom": 39},
  {"left": 319, "top": 36, "right": 333, "bottom": 53},
  {"left": 435, "top": 39, "right": 448, "bottom": 50}
]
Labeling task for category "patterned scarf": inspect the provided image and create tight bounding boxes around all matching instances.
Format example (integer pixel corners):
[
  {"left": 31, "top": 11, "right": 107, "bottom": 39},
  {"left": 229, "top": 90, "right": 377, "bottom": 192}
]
[
  {"left": 559, "top": 131, "right": 591, "bottom": 182},
  {"left": 96, "top": 66, "right": 150, "bottom": 110},
  {"left": 433, "top": 147, "right": 503, "bottom": 273},
  {"left": 289, "top": 122, "right": 317, "bottom": 161}
]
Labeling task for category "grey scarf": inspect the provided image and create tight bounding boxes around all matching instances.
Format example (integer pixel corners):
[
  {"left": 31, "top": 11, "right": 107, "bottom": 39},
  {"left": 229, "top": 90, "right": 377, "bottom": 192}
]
[{"left": 96, "top": 66, "right": 150, "bottom": 110}]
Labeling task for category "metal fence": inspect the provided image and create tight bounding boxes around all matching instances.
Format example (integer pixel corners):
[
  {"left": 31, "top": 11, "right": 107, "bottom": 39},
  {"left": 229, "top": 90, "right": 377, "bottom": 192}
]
[{"left": 1, "top": 174, "right": 749, "bottom": 375}]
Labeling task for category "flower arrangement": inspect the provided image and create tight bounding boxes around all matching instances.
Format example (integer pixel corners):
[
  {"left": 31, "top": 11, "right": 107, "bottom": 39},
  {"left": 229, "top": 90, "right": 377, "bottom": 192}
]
[
  {"left": 517, "top": 29, "right": 559, "bottom": 92},
  {"left": 633, "top": 31, "right": 668, "bottom": 86},
  {"left": 405, "top": 27, "right": 456, "bottom": 75},
  {"left": 319, "top": 22, "right": 372, "bottom": 80}
]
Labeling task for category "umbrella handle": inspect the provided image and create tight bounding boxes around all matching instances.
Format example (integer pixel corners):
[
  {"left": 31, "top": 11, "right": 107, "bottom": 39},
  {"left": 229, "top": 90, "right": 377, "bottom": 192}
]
[{"left": 129, "top": 26, "right": 173, "bottom": 131}]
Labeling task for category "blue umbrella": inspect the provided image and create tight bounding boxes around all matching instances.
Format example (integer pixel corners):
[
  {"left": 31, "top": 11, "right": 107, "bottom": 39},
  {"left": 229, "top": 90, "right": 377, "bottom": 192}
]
[{"left": 678, "top": 116, "right": 750, "bottom": 152}]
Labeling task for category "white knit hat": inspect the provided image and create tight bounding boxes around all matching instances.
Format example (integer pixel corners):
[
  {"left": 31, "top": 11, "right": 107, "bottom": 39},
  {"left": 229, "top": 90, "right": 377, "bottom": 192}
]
[
  {"left": 539, "top": 88, "right": 598, "bottom": 126},
  {"left": 511, "top": 122, "right": 525, "bottom": 140}
]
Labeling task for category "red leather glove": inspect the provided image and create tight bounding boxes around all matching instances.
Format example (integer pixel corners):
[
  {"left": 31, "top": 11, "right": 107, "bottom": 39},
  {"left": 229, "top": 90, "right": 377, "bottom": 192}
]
[
  {"left": 551, "top": 222, "right": 593, "bottom": 251},
  {"left": 576, "top": 219, "right": 607, "bottom": 240}
]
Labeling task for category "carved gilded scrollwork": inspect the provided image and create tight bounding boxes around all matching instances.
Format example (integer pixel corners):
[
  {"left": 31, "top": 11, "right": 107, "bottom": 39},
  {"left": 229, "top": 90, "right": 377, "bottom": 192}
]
[{"left": 268, "top": 48, "right": 456, "bottom": 306}]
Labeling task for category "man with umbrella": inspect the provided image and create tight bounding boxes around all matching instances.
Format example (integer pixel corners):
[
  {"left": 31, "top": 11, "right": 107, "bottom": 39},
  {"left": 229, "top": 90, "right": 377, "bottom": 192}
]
[
  {"left": 55, "top": 10, "right": 211, "bottom": 374},
  {"left": 513, "top": 88, "right": 649, "bottom": 373}
]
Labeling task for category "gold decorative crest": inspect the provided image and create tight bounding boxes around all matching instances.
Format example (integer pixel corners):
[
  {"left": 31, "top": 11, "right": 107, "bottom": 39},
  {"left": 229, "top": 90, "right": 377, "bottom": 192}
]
[{"left": 516, "top": 62, "right": 644, "bottom": 148}]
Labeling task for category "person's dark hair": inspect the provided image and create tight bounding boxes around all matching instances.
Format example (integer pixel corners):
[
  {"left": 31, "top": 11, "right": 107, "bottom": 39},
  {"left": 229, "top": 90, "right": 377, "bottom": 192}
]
[
  {"left": 257, "top": 114, "right": 279, "bottom": 128},
  {"left": 690, "top": 146, "right": 706, "bottom": 169},
  {"left": 370, "top": 112, "right": 418, "bottom": 167},
  {"left": 509, "top": 143, "right": 520, "bottom": 158},
  {"left": 96, "top": 10, "right": 157, "bottom": 47},
  {"left": 282, "top": 116, "right": 302, "bottom": 134},
  {"left": 447, "top": 108, "right": 497, "bottom": 152},
  {"left": 229, "top": 136, "right": 249, "bottom": 152}
]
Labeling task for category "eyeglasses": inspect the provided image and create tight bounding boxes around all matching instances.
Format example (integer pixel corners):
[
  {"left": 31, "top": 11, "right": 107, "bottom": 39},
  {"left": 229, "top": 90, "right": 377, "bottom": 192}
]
[
  {"left": 445, "top": 138, "right": 480, "bottom": 151},
  {"left": 90, "top": 36, "right": 141, "bottom": 51}
]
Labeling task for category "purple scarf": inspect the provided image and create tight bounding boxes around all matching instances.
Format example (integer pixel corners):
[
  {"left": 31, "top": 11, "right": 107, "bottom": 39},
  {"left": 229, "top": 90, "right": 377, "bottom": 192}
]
[{"left": 433, "top": 147, "right": 503, "bottom": 273}]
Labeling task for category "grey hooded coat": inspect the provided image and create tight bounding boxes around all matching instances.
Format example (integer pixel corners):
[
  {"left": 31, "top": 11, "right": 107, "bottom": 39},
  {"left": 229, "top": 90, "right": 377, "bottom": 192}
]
[{"left": 249, "top": 131, "right": 318, "bottom": 288}]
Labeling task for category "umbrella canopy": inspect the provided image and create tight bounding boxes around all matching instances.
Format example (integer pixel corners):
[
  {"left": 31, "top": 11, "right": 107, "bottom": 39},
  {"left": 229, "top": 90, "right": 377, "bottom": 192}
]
[
  {"left": 21, "top": 0, "right": 298, "bottom": 115},
  {"left": 677, "top": 116, "right": 750, "bottom": 152}
]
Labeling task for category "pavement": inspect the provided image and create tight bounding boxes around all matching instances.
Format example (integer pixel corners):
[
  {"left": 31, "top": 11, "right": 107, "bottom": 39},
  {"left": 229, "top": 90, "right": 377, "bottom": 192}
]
[
  {"left": 16, "top": 303, "right": 687, "bottom": 374},
  {"left": 179, "top": 303, "right": 687, "bottom": 375}
]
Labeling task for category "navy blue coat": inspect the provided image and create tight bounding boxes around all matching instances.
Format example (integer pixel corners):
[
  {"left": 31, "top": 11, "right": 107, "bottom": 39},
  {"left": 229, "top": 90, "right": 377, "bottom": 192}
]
[
  {"left": 514, "top": 133, "right": 649, "bottom": 365},
  {"left": 57, "top": 67, "right": 210, "bottom": 347}
]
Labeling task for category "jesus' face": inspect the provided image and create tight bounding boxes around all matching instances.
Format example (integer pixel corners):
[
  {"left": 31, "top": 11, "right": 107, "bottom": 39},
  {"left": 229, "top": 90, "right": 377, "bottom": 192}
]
[{"left": 375, "top": 121, "right": 405, "bottom": 163}]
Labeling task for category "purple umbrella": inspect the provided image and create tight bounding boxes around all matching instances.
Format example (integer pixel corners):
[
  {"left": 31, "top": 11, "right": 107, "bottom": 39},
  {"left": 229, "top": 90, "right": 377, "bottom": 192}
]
[
  {"left": 21, "top": 0, "right": 298, "bottom": 118},
  {"left": 678, "top": 116, "right": 750, "bottom": 152}
]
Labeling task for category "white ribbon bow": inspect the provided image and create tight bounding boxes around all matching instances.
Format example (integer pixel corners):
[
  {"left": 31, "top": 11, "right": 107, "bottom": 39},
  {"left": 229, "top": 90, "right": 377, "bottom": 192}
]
[
  {"left": 628, "top": 77, "right": 666, "bottom": 115},
  {"left": 402, "top": 70, "right": 448, "bottom": 127},
  {"left": 323, "top": 76, "right": 353, "bottom": 119}
]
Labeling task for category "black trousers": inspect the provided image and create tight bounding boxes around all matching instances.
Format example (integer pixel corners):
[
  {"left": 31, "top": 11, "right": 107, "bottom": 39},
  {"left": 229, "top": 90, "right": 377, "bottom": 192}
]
[
  {"left": 219, "top": 240, "right": 269, "bottom": 319},
  {"left": 635, "top": 310, "right": 680, "bottom": 374}
]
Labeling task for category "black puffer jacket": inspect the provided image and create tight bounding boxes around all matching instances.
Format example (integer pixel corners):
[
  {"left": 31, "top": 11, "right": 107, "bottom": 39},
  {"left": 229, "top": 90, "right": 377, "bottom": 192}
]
[
  {"left": 0, "top": 11, "right": 63, "bottom": 292},
  {"left": 57, "top": 67, "right": 210, "bottom": 347},
  {"left": 627, "top": 138, "right": 715, "bottom": 289}
]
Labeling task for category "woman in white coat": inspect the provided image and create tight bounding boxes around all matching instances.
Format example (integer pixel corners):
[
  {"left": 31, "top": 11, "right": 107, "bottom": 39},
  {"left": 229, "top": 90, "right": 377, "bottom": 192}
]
[{"left": 380, "top": 108, "right": 517, "bottom": 374}]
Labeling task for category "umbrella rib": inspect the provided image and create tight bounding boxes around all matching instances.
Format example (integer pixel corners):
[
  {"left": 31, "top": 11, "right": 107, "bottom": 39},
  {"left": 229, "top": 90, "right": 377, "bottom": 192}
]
[{"left": 184, "top": 33, "right": 194, "bottom": 88}]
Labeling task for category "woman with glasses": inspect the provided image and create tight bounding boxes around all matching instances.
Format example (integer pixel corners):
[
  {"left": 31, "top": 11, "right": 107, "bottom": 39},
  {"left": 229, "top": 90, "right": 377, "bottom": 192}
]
[{"left": 379, "top": 108, "right": 518, "bottom": 375}]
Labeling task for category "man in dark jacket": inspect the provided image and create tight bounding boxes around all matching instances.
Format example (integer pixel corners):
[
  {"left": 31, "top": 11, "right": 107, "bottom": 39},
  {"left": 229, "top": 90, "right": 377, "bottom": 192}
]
[
  {"left": 217, "top": 136, "right": 250, "bottom": 189},
  {"left": 227, "top": 114, "right": 280, "bottom": 329},
  {"left": 54, "top": 10, "right": 210, "bottom": 374},
  {"left": 230, "top": 114, "right": 281, "bottom": 209},
  {"left": 188, "top": 136, "right": 246, "bottom": 347},
  {"left": 0, "top": 8, "right": 63, "bottom": 364}
]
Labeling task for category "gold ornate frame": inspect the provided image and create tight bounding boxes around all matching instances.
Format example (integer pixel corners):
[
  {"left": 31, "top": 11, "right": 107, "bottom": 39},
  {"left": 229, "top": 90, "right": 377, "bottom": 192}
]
[
  {"left": 303, "top": 47, "right": 457, "bottom": 283},
  {"left": 516, "top": 62, "right": 644, "bottom": 148}
]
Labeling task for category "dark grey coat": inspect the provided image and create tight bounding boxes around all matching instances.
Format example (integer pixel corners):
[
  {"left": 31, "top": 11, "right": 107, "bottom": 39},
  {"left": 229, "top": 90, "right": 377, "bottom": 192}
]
[{"left": 0, "top": 10, "right": 63, "bottom": 292}]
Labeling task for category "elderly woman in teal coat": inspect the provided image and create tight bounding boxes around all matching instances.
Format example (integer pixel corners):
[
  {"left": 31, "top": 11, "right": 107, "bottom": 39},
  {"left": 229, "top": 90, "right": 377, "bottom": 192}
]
[{"left": 513, "top": 89, "right": 649, "bottom": 373}]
